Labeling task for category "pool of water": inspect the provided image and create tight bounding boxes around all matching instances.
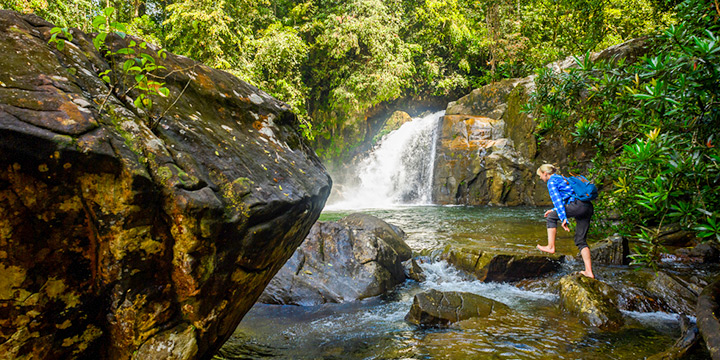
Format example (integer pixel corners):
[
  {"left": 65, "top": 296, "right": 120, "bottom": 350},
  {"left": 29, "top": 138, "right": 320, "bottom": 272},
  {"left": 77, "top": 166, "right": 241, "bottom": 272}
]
[{"left": 215, "top": 206, "right": 708, "bottom": 359}]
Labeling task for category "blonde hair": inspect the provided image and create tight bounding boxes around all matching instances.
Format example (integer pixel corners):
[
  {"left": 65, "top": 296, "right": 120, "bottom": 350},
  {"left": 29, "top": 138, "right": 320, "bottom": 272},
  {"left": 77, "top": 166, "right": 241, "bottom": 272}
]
[{"left": 536, "top": 164, "right": 557, "bottom": 176}]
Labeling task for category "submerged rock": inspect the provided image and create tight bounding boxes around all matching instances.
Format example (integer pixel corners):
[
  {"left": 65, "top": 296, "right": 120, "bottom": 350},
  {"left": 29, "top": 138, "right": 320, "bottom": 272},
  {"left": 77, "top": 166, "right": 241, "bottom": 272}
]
[
  {"left": 0, "top": 10, "right": 330, "bottom": 359},
  {"left": 646, "top": 314, "right": 701, "bottom": 360},
  {"left": 559, "top": 273, "right": 624, "bottom": 330},
  {"left": 405, "top": 289, "right": 509, "bottom": 327},
  {"left": 259, "top": 214, "right": 412, "bottom": 305},
  {"left": 443, "top": 247, "right": 563, "bottom": 282}
]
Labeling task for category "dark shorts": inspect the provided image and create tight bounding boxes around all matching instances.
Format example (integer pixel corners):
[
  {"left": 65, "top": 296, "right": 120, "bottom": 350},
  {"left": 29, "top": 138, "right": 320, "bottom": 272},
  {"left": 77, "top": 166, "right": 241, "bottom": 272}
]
[{"left": 546, "top": 200, "right": 594, "bottom": 251}]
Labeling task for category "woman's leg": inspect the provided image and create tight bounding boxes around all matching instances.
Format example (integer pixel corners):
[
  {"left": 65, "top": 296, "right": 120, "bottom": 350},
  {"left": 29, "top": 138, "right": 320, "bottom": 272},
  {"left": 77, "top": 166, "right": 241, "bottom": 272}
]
[
  {"left": 567, "top": 201, "right": 594, "bottom": 278},
  {"left": 538, "top": 210, "right": 559, "bottom": 253}
]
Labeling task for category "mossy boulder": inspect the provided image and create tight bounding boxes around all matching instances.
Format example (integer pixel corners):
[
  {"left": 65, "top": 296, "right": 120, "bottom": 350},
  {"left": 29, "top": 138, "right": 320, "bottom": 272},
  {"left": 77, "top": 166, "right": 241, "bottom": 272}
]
[
  {"left": 442, "top": 247, "right": 564, "bottom": 282},
  {"left": 405, "top": 289, "right": 509, "bottom": 327},
  {"left": 259, "top": 214, "right": 411, "bottom": 305},
  {"left": 0, "top": 10, "right": 330, "bottom": 360},
  {"left": 559, "top": 273, "right": 624, "bottom": 330}
]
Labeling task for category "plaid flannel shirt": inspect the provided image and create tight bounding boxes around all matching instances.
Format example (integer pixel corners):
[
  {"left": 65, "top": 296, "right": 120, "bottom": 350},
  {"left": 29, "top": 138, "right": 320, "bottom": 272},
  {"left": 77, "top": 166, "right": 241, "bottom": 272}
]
[{"left": 547, "top": 174, "right": 574, "bottom": 223}]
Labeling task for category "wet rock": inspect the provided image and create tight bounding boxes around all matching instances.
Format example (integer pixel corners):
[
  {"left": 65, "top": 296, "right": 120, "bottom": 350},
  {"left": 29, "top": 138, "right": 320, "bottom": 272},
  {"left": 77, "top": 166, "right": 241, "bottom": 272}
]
[
  {"left": 404, "top": 258, "right": 426, "bottom": 282},
  {"left": 697, "top": 277, "right": 720, "bottom": 360},
  {"left": 646, "top": 271, "right": 698, "bottom": 316},
  {"left": 676, "top": 243, "right": 720, "bottom": 263},
  {"left": 658, "top": 223, "right": 696, "bottom": 247},
  {"left": 646, "top": 315, "right": 701, "bottom": 360},
  {"left": 443, "top": 247, "right": 563, "bottom": 282},
  {"left": 586, "top": 234, "right": 629, "bottom": 265},
  {"left": 559, "top": 273, "right": 624, "bottom": 330},
  {"left": 405, "top": 289, "right": 509, "bottom": 327},
  {"left": 0, "top": 10, "right": 330, "bottom": 360},
  {"left": 259, "top": 214, "right": 411, "bottom": 305}
]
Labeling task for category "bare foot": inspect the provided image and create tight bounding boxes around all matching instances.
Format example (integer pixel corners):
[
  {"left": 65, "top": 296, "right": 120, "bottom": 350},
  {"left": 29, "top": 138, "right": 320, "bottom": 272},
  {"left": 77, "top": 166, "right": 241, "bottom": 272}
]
[
  {"left": 536, "top": 244, "right": 555, "bottom": 254},
  {"left": 580, "top": 270, "right": 595, "bottom": 279}
]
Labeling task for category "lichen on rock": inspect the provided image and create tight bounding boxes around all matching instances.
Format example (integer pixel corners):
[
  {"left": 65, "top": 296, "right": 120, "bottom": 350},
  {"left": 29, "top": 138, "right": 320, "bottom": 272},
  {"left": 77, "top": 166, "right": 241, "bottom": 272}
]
[{"left": 0, "top": 9, "right": 330, "bottom": 360}]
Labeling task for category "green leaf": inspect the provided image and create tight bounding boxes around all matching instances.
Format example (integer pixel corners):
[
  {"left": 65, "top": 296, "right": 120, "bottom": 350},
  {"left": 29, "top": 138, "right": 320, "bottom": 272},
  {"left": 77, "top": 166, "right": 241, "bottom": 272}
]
[
  {"left": 134, "top": 95, "right": 144, "bottom": 108},
  {"left": 104, "top": 7, "right": 115, "bottom": 17},
  {"left": 140, "top": 53, "right": 155, "bottom": 64},
  {"left": 159, "top": 87, "right": 170, "bottom": 97},
  {"left": 123, "top": 60, "right": 134, "bottom": 72},
  {"left": 92, "top": 16, "right": 106, "bottom": 30}
]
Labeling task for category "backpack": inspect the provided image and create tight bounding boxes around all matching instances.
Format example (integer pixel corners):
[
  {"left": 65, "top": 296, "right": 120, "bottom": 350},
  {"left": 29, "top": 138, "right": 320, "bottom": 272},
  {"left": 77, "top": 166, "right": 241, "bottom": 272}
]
[{"left": 563, "top": 174, "right": 598, "bottom": 202}]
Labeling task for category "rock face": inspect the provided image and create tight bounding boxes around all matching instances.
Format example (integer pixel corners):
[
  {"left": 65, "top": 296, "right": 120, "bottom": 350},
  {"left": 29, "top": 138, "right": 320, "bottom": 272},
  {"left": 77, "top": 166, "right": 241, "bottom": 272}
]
[
  {"left": 0, "top": 10, "right": 330, "bottom": 360},
  {"left": 405, "top": 289, "right": 509, "bottom": 327},
  {"left": 259, "top": 213, "right": 412, "bottom": 306},
  {"left": 559, "top": 273, "right": 624, "bottom": 330},
  {"left": 443, "top": 247, "right": 563, "bottom": 282},
  {"left": 432, "top": 37, "right": 652, "bottom": 206},
  {"left": 697, "top": 278, "right": 720, "bottom": 360},
  {"left": 432, "top": 79, "right": 536, "bottom": 205}
]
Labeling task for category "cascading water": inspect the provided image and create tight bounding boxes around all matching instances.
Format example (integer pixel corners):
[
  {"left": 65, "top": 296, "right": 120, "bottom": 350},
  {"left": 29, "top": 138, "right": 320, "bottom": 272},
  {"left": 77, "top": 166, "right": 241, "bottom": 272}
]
[{"left": 328, "top": 110, "right": 444, "bottom": 209}]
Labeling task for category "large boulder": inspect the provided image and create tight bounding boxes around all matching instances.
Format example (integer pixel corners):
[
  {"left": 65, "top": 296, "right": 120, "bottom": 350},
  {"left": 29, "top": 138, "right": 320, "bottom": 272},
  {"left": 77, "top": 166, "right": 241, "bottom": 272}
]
[
  {"left": 259, "top": 213, "right": 412, "bottom": 305},
  {"left": 559, "top": 273, "right": 624, "bottom": 330},
  {"left": 442, "top": 247, "right": 563, "bottom": 282},
  {"left": 0, "top": 10, "right": 330, "bottom": 360},
  {"left": 405, "top": 289, "right": 509, "bottom": 327}
]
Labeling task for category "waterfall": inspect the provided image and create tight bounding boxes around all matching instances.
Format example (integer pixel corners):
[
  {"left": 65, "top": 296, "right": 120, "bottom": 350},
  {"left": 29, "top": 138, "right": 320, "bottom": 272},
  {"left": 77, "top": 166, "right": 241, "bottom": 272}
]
[{"left": 327, "top": 110, "right": 443, "bottom": 209}]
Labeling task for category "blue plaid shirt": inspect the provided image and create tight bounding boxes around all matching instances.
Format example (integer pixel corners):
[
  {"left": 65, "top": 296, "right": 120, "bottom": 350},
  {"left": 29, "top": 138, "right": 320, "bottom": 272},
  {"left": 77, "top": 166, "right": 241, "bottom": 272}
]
[{"left": 548, "top": 174, "right": 574, "bottom": 223}]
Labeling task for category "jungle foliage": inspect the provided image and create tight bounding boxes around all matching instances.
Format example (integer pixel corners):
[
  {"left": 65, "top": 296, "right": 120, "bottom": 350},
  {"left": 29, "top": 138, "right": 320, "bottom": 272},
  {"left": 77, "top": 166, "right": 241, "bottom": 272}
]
[
  {"left": 524, "top": 0, "right": 720, "bottom": 268},
  {"left": 1, "top": 0, "right": 674, "bottom": 161}
]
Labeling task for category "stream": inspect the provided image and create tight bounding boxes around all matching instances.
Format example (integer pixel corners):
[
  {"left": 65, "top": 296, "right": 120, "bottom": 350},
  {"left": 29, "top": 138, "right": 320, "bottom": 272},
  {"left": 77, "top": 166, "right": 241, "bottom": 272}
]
[{"left": 215, "top": 206, "right": 713, "bottom": 359}]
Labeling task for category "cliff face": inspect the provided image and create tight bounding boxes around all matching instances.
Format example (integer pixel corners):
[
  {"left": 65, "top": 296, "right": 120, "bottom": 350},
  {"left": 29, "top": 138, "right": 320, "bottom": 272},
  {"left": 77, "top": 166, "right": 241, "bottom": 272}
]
[
  {"left": 0, "top": 10, "right": 330, "bottom": 360},
  {"left": 431, "top": 38, "right": 650, "bottom": 206}
]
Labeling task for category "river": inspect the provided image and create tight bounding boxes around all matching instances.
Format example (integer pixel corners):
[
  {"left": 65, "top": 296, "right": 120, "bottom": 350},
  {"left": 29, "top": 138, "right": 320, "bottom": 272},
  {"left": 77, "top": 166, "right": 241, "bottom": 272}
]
[{"left": 215, "top": 206, "right": 711, "bottom": 359}]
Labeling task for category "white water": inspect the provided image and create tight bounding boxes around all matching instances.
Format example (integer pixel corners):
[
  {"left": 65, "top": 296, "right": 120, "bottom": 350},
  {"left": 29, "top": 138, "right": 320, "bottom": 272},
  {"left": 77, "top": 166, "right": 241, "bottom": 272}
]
[{"left": 327, "top": 111, "right": 444, "bottom": 210}]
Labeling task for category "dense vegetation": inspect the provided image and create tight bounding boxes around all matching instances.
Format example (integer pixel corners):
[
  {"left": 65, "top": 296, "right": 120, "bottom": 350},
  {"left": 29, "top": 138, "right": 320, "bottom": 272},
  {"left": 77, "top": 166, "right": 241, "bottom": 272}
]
[
  {"left": 1, "top": 0, "right": 672, "bottom": 162},
  {"left": 3, "top": 0, "right": 718, "bottom": 266},
  {"left": 524, "top": 0, "right": 719, "bottom": 267}
]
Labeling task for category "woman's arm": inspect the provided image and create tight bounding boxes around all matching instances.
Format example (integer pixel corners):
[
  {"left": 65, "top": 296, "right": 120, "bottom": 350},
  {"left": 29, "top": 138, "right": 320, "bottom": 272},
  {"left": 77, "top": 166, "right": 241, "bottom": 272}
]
[{"left": 547, "top": 177, "right": 568, "bottom": 223}]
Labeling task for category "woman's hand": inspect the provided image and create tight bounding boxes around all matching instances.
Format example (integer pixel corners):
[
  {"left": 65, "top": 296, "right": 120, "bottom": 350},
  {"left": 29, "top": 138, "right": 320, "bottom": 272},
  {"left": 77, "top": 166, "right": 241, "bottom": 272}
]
[
  {"left": 561, "top": 220, "right": 570, "bottom": 232},
  {"left": 544, "top": 209, "right": 553, "bottom": 217}
]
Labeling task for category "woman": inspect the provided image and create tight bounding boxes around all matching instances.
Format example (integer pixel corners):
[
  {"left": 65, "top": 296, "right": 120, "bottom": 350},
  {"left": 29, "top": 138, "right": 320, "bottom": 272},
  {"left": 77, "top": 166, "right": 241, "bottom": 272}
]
[{"left": 535, "top": 164, "right": 595, "bottom": 278}]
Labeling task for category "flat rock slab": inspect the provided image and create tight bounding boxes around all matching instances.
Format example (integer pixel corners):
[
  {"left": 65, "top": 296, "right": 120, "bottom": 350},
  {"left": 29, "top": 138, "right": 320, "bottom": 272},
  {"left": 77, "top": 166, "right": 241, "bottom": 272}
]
[
  {"left": 443, "top": 247, "right": 564, "bottom": 282},
  {"left": 405, "top": 289, "right": 509, "bottom": 327}
]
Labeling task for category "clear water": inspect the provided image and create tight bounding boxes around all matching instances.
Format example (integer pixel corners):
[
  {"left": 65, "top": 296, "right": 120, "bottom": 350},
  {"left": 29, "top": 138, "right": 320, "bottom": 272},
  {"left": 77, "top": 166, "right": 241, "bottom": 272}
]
[{"left": 215, "top": 206, "right": 709, "bottom": 360}]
